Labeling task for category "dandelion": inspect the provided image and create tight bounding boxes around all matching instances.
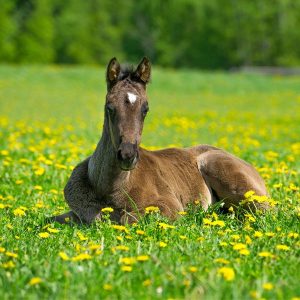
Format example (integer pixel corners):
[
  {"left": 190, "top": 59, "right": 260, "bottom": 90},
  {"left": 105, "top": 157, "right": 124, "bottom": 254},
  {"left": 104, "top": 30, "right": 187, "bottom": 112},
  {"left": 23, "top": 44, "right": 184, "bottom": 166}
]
[
  {"left": 145, "top": 206, "right": 160, "bottom": 213},
  {"left": 111, "top": 225, "right": 128, "bottom": 233},
  {"left": 1, "top": 150, "right": 9, "bottom": 156},
  {"left": 217, "top": 267, "right": 235, "bottom": 281},
  {"left": 47, "top": 228, "right": 59, "bottom": 233},
  {"left": 101, "top": 207, "right": 114, "bottom": 213},
  {"left": 233, "top": 243, "right": 247, "bottom": 250},
  {"left": 15, "top": 180, "right": 23, "bottom": 185},
  {"left": 121, "top": 265, "right": 132, "bottom": 272},
  {"left": 5, "top": 251, "right": 18, "bottom": 258},
  {"left": 245, "top": 190, "right": 255, "bottom": 198},
  {"left": 159, "top": 241, "right": 167, "bottom": 248},
  {"left": 13, "top": 208, "right": 26, "bottom": 217},
  {"left": 113, "top": 245, "right": 129, "bottom": 252},
  {"left": 29, "top": 277, "right": 42, "bottom": 286},
  {"left": 143, "top": 279, "right": 151, "bottom": 286},
  {"left": 77, "top": 232, "right": 88, "bottom": 241},
  {"left": 178, "top": 211, "right": 187, "bottom": 215},
  {"left": 263, "top": 283, "right": 274, "bottom": 290},
  {"left": 276, "top": 244, "right": 290, "bottom": 251},
  {"left": 2, "top": 261, "right": 15, "bottom": 269},
  {"left": 72, "top": 253, "right": 92, "bottom": 261},
  {"left": 38, "top": 232, "right": 50, "bottom": 238},
  {"left": 59, "top": 252, "right": 70, "bottom": 261},
  {"left": 239, "top": 249, "right": 250, "bottom": 256},
  {"left": 136, "top": 255, "right": 149, "bottom": 262},
  {"left": 158, "top": 222, "right": 175, "bottom": 229},
  {"left": 253, "top": 231, "right": 263, "bottom": 238},
  {"left": 214, "top": 258, "right": 230, "bottom": 264},
  {"left": 120, "top": 257, "right": 135, "bottom": 265},
  {"left": 258, "top": 251, "right": 275, "bottom": 258},
  {"left": 189, "top": 266, "right": 197, "bottom": 273},
  {"left": 0, "top": 247, "right": 5, "bottom": 252},
  {"left": 197, "top": 237, "right": 205, "bottom": 242},
  {"left": 103, "top": 284, "right": 113, "bottom": 291},
  {"left": 136, "top": 230, "right": 145, "bottom": 235},
  {"left": 34, "top": 167, "right": 45, "bottom": 176}
]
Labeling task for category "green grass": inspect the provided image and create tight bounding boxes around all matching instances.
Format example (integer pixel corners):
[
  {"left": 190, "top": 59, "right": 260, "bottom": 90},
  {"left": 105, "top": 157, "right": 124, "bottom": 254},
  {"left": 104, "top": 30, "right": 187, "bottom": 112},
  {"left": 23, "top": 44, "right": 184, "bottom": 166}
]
[{"left": 0, "top": 65, "right": 299, "bottom": 300}]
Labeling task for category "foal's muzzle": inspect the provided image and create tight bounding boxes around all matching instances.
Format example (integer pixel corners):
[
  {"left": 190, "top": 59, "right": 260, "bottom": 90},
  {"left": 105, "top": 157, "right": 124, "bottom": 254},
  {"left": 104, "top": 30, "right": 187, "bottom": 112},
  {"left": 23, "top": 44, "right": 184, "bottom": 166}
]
[{"left": 117, "top": 142, "right": 138, "bottom": 171}]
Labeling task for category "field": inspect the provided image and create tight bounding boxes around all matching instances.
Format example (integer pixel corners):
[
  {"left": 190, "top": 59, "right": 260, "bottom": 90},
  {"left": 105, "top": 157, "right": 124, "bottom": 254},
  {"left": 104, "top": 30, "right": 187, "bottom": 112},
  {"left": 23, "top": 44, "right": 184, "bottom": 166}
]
[{"left": 0, "top": 65, "right": 299, "bottom": 300}]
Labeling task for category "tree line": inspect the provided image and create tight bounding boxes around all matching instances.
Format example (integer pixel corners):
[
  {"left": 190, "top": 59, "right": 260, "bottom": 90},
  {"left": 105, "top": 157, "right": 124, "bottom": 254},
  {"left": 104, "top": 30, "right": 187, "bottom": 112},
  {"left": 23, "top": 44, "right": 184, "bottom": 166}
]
[{"left": 1, "top": 0, "right": 300, "bottom": 69}]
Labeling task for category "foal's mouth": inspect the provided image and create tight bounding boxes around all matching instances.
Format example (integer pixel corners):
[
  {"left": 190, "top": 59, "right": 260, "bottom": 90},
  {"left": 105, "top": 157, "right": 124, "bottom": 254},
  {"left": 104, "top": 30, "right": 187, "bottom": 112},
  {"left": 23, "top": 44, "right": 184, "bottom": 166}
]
[{"left": 117, "top": 155, "right": 139, "bottom": 171}]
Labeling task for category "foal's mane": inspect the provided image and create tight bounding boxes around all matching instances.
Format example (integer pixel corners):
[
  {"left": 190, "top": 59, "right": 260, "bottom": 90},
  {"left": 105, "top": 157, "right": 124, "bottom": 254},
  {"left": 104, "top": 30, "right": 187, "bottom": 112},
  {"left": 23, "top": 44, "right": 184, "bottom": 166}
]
[{"left": 118, "top": 64, "right": 135, "bottom": 81}]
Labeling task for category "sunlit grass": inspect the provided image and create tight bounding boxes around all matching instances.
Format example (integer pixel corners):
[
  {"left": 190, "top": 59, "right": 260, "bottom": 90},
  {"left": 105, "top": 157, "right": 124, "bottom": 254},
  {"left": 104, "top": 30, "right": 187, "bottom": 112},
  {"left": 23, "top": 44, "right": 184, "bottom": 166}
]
[{"left": 0, "top": 65, "right": 299, "bottom": 299}]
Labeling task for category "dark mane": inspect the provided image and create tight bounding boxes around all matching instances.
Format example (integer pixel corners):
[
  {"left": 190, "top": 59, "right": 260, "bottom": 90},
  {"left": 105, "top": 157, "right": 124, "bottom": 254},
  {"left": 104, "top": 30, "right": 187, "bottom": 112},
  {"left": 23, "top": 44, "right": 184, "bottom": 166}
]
[{"left": 118, "top": 64, "right": 135, "bottom": 81}]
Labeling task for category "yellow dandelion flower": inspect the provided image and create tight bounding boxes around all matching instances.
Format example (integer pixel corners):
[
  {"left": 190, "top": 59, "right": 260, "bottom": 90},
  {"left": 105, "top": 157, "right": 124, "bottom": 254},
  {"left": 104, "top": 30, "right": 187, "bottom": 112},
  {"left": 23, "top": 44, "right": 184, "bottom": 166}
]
[
  {"left": 29, "top": 277, "right": 42, "bottom": 286},
  {"left": 265, "top": 232, "right": 275, "bottom": 237},
  {"left": 217, "top": 267, "right": 235, "bottom": 281},
  {"left": 0, "top": 247, "right": 5, "bottom": 253},
  {"left": 145, "top": 206, "right": 160, "bottom": 213},
  {"left": 244, "top": 190, "right": 255, "bottom": 198},
  {"left": 13, "top": 208, "right": 26, "bottom": 217},
  {"left": 239, "top": 249, "right": 250, "bottom": 256},
  {"left": 121, "top": 265, "right": 132, "bottom": 272},
  {"left": 258, "top": 251, "right": 275, "bottom": 258},
  {"left": 276, "top": 244, "right": 290, "bottom": 251},
  {"left": 33, "top": 185, "right": 43, "bottom": 190},
  {"left": 34, "top": 167, "right": 45, "bottom": 176},
  {"left": 159, "top": 241, "right": 167, "bottom": 248},
  {"left": 233, "top": 243, "right": 247, "bottom": 250},
  {"left": 262, "top": 283, "right": 273, "bottom": 290},
  {"left": 1, "top": 260, "right": 15, "bottom": 269},
  {"left": 214, "top": 258, "right": 230, "bottom": 264},
  {"left": 253, "top": 231, "right": 263, "bottom": 238},
  {"left": 143, "top": 279, "right": 151, "bottom": 286},
  {"left": 219, "top": 242, "right": 228, "bottom": 247},
  {"left": 101, "top": 207, "right": 114, "bottom": 213},
  {"left": 15, "top": 180, "right": 24, "bottom": 185},
  {"left": 211, "top": 220, "right": 225, "bottom": 227},
  {"left": 288, "top": 232, "right": 299, "bottom": 239},
  {"left": 39, "top": 232, "right": 50, "bottom": 238},
  {"left": 111, "top": 225, "right": 128, "bottom": 233},
  {"left": 189, "top": 266, "right": 197, "bottom": 273},
  {"left": 103, "top": 284, "right": 112, "bottom": 291},
  {"left": 5, "top": 251, "right": 18, "bottom": 258},
  {"left": 59, "top": 252, "right": 70, "bottom": 261},
  {"left": 72, "top": 253, "right": 92, "bottom": 261},
  {"left": 178, "top": 211, "right": 187, "bottom": 215},
  {"left": 1, "top": 150, "right": 9, "bottom": 156},
  {"left": 158, "top": 222, "right": 175, "bottom": 229},
  {"left": 136, "top": 255, "right": 149, "bottom": 262},
  {"left": 197, "top": 237, "right": 205, "bottom": 242},
  {"left": 114, "top": 245, "right": 129, "bottom": 251},
  {"left": 136, "top": 230, "right": 145, "bottom": 235},
  {"left": 119, "top": 257, "right": 135, "bottom": 265},
  {"left": 77, "top": 232, "right": 88, "bottom": 241},
  {"left": 47, "top": 228, "right": 59, "bottom": 233}
]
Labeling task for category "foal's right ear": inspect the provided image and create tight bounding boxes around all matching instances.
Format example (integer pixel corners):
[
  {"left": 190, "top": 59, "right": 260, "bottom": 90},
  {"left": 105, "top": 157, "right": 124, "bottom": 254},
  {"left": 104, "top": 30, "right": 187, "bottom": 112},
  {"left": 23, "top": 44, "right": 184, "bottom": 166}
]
[{"left": 106, "top": 57, "right": 120, "bottom": 89}]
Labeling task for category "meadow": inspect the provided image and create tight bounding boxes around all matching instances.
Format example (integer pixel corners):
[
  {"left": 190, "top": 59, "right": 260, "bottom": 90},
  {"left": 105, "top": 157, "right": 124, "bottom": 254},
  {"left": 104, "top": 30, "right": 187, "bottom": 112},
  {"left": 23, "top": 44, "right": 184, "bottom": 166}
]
[{"left": 0, "top": 65, "right": 299, "bottom": 300}]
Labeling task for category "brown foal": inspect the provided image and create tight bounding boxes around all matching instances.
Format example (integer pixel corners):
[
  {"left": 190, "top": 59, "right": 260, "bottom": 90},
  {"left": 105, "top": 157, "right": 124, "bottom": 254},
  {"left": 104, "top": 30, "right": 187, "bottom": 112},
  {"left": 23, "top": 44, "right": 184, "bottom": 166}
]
[{"left": 50, "top": 57, "right": 268, "bottom": 225}]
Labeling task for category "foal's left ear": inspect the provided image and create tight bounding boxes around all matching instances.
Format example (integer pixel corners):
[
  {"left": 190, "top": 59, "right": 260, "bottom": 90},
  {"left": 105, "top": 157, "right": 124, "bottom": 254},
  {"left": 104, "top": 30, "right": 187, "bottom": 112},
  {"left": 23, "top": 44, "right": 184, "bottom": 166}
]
[
  {"left": 134, "top": 57, "right": 151, "bottom": 84},
  {"left": 106, "top": 57, "right": 121, "bottom": 89}
]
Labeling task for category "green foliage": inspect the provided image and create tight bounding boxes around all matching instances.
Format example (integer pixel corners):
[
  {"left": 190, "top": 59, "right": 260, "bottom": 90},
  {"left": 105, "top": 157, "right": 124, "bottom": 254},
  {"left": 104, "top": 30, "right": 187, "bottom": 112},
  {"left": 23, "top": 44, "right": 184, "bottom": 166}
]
[{"left": 0, "top": 0, "right": 300, "bottom": 68}]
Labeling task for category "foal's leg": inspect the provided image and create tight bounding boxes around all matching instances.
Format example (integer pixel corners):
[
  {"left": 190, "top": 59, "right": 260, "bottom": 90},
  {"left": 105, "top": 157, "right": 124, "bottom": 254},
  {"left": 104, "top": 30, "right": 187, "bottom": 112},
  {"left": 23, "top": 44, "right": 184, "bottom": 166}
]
[
  {"left": 196, "top": 150, "right": 269, "bottom": 211},
  {"left": 50, "top": 158, "right": 102, "bottom": 225},
  {"left": 120, "top": 196, "right": 185, "bottom": 224}
]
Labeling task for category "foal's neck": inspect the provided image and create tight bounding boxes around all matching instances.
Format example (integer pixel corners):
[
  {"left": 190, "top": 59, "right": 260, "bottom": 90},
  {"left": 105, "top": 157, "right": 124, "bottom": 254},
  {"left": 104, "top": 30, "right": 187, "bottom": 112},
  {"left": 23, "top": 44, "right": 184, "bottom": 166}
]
[{"left": 88, "top": 119, "right": 129, "bottom": 197}]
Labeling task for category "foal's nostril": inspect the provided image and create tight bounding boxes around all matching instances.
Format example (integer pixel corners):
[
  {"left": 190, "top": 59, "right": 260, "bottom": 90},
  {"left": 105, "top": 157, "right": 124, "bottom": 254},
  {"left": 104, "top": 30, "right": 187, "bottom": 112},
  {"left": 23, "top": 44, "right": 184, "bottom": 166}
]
[{"left": 117, "top": 149, "right": 123, "bottom": 161}]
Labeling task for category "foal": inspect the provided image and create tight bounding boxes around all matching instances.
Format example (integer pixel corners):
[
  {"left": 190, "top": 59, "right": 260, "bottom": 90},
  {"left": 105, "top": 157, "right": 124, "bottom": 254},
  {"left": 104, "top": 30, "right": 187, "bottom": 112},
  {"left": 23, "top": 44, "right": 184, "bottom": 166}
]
[{"left": 51, "top": 57, "right": 268, "bottom": 225}]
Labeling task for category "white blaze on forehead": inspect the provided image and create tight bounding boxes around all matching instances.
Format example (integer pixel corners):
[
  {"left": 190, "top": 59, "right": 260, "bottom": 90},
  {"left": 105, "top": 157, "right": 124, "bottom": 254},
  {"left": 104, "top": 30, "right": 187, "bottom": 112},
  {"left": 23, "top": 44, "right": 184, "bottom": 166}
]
[{"left": 127, "top": 92, "right": 137, "bottom": 104}]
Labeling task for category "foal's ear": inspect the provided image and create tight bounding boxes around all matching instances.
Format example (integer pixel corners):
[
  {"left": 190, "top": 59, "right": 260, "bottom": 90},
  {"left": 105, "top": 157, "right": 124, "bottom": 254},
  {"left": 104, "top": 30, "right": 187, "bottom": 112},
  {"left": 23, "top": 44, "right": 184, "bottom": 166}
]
[
  {"left": 134, "top": 57, "right": 151, "bottom": 84},
  {"left": 106, "top": 57, "right": 120, "bottom": 89}
]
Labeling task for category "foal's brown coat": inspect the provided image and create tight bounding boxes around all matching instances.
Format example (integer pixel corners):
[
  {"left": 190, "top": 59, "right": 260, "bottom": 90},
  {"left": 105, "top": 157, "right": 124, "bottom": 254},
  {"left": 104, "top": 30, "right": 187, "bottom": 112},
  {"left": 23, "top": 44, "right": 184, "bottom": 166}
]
[{"left": 51, "top": 58, "right": 268, "bottom": 225}]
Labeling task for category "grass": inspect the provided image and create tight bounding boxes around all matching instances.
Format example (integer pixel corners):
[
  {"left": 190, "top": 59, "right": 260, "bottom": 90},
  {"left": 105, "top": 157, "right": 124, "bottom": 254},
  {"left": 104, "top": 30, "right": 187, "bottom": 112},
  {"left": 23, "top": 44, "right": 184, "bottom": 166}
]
[{"left": 0, "top": 65, "right": 299, "bottom": 300}]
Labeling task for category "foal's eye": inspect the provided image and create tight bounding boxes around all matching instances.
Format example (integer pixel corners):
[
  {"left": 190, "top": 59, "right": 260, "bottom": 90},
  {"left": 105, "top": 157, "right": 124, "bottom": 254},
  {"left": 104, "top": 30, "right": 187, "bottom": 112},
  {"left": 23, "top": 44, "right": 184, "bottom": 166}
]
[
  {"left": 106, "top": 103, "right": 115, "bottom": 115},
  {"left": 141, "top": 104, "right": 149, "bottom": 117}
]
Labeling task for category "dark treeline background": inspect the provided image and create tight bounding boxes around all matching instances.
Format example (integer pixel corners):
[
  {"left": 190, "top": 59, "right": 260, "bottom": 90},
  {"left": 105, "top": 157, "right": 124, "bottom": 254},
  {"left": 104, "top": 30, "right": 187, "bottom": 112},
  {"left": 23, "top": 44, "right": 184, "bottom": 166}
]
[{"left": 1, "top": 0, "right": 300, "bottom": 69}]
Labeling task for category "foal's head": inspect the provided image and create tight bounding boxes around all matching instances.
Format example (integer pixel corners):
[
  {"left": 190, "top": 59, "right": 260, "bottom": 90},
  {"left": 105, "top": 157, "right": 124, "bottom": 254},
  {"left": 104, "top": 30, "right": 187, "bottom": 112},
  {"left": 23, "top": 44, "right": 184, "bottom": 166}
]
[{"left": 105, "top": 57, "right": 151, "bottom": 171}]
